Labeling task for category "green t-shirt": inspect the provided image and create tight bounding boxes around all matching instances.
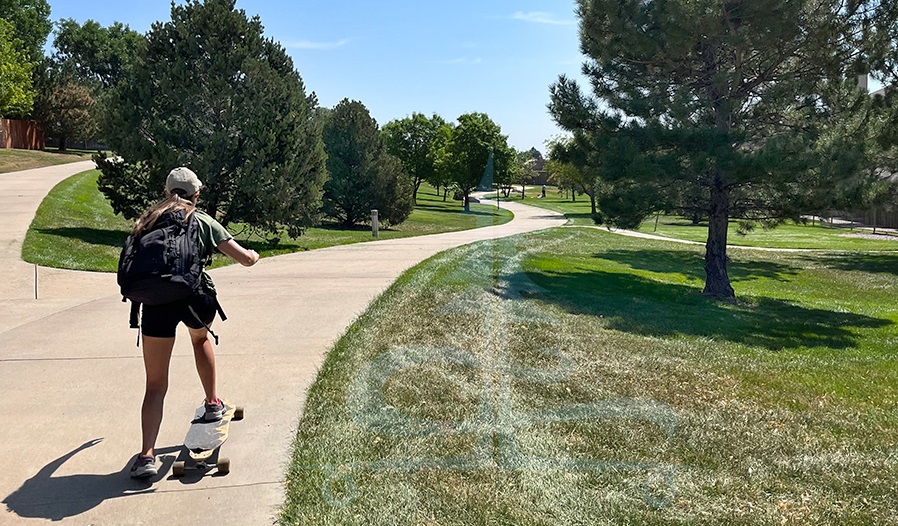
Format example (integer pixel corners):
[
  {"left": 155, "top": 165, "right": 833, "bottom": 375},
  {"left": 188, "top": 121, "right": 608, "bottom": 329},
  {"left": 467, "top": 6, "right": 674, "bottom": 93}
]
[{"left": 194, "top": 210, "right": 232, "bottom": 259}]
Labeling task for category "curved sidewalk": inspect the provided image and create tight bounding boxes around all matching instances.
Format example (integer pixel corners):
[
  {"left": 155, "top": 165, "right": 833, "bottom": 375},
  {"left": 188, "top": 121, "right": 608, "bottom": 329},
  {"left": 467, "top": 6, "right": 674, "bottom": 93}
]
[
  {"left": 0, "top": 161, "right": 113, "bottom": 334},
  {"left": 0, "top": 172, "right": 565, "bottom": 526}
]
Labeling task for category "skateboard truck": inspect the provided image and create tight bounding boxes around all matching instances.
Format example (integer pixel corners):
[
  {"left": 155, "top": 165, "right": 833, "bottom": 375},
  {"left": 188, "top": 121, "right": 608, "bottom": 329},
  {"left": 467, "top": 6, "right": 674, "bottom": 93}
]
[{"left": 172, "top": 403, "right": 244, "bottom": 477}]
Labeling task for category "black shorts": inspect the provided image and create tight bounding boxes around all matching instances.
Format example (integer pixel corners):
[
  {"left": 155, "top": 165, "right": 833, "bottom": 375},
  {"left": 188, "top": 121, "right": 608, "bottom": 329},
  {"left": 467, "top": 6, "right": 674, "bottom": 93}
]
[{"left": 140, "top": 293, "right": 218, "bottom": 338}]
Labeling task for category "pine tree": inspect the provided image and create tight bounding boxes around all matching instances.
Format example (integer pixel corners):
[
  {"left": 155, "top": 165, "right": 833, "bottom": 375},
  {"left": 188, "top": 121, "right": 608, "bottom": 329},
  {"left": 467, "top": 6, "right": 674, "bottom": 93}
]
[
  {"left": 99, "top": 0, "right": 326, "bottom": 238},
  {"left": 551, "top": 0, "right": 898, "bottom": 300},
  {"left": 322, "top": 99, "right": 413, "bottom": 227}
]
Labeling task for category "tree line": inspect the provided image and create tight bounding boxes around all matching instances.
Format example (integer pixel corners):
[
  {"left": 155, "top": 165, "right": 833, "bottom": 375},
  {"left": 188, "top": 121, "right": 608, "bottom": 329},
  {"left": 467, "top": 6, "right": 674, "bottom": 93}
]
[{"left": 0, "top": 0, "right": 541, "bottom": 238}]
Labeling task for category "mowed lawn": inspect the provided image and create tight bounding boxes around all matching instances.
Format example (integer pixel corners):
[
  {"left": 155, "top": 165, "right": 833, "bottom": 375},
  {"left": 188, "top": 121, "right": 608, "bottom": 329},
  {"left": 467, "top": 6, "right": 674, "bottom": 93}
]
[
  {"left": 517, "top": 186, "right": 898, "bottom": 251},
  {"left": 21, "top": 170, "right": 512, "bottom": 272},
  {"left": 281, "top": 227, "right": 898, "bottom": 525},
  {"left": 0, "top": 148, "right": 94, "bottom": 173}
]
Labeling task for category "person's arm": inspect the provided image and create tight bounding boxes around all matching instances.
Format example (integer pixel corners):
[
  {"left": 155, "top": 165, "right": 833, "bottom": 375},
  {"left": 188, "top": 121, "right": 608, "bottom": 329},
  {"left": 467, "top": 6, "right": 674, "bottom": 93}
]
[{"left": 216, "top": 238, "right": 259, "bottom": 266}]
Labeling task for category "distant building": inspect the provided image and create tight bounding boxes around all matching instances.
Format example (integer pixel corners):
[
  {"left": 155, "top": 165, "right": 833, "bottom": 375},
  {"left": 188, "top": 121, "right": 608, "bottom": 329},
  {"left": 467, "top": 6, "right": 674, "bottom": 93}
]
[{"left": 525, "top": 158, "right": 549, "bottom": 185}]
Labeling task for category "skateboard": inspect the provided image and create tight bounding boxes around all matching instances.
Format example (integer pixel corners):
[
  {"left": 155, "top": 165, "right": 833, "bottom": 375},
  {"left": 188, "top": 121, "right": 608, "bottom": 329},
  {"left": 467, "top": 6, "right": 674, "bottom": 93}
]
[{"left": 172, "top": 400, "right": 244, "bottom": 477}]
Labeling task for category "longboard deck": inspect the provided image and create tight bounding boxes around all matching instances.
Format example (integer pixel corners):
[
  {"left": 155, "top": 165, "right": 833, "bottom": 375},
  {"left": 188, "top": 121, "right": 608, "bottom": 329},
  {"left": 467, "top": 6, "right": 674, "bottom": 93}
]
[{"left": 184, "top": 401, "right": 237, "bottom": 461}]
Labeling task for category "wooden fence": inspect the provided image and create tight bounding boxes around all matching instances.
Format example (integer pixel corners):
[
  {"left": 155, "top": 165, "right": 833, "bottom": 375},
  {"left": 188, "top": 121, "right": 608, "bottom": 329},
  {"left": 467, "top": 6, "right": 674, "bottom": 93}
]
[{"left": 0, "top": 119, "right": 45, "bottom": 150}]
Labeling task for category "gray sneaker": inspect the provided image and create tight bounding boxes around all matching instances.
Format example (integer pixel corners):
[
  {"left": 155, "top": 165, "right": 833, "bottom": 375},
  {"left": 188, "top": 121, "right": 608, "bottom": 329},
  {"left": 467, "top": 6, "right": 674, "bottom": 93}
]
[
  {"left": 130, "top": 455, "right": 157, "bottom": 478},
  {"left": 204, "top": 398, "right": 224, "bottom": 421}
]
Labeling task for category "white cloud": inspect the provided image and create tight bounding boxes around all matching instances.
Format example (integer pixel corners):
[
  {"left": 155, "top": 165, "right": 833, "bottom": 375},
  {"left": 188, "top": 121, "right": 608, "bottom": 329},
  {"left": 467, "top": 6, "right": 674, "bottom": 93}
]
[
  {"left": 511, "top": 11, "right": 575, "bottom": 25},
  {"left": 286, "top": 39, "right": 350, "bottom": 50}
]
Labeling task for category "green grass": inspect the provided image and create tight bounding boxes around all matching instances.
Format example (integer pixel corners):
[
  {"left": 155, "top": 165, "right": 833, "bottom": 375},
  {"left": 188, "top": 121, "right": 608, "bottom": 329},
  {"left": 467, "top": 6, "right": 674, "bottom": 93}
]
[
  {"left": 519, "top": 188, "right": 898, "bottom": 251},
  {"left": 0, "top": 148, "right": 94, "bottom": 173},
  {"left": 512, "top": 185, "right": 597, "bottom": 226},
  {"left": 21, "top": 172, "right": 513, "bottom": 272},
  {"left": 21, "top": 169, "right": 134, "bottom": 270},
  {"left": 280, "top": 227, "right": 898, "bottom": 525},
  {"left": 636, "top": 215, "right": 898, "bottom": 251}
]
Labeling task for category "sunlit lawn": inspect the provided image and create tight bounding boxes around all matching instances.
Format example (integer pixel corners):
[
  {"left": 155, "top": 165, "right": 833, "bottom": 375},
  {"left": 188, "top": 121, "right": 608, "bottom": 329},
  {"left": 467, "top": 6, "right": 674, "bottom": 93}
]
[
  {"left": 21, "top": 171, "right": 513, "bottom": 272},
  {"left": 0, "top": 148, "right": 95, "bottom": 173},
  {"left": 281, "top": 227, "right": 898, "bottom": 525},
  {"left": 519, "top": 186, "right": 898, "bottom": 251}
]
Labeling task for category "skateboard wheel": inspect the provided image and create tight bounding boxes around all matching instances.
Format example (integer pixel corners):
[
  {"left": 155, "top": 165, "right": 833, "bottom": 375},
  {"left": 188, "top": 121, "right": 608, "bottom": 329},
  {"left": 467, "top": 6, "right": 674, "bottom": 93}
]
[
  {"left": 173, "top": 461, "right": 186, "bottom": 477},
  {"left": 218, "top": 457, "right": 230, "bottom": 474},
  {"left": 234, "top": 406, "right": 244, "bottom": 420}
]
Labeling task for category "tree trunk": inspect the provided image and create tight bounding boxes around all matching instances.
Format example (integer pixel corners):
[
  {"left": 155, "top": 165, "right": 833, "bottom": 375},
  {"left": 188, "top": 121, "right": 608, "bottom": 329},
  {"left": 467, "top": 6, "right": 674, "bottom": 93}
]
[
  {"left": 589, "top": 191, "right": 597, "bottom": 217},
  {"left": 702, "top": 181, "right": 735, "bottom": 300},
  {"left": 521, "top": 185, "right": 525, "bottom": 199},
  {"left": 443, "top": 188, "right": 448, "bottom": 202},
  {"left": 58, "top": 136, "right": 68, "bottom": 152},
  {"left": 464, "top": 191, "right": 470, "bottom": 212}
]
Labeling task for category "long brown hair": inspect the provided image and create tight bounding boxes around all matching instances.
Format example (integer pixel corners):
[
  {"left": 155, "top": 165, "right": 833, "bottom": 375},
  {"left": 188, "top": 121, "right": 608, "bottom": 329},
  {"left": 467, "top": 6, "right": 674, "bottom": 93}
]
[{"left": 132, "top": 190, "right": 197, "bottom": 236}]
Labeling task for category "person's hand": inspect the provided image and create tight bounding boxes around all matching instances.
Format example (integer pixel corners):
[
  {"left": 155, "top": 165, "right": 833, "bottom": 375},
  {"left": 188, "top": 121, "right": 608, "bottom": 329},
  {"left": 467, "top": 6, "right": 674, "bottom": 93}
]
[{"left": 246, "top": 249, "right": 260, "bottom": 266}]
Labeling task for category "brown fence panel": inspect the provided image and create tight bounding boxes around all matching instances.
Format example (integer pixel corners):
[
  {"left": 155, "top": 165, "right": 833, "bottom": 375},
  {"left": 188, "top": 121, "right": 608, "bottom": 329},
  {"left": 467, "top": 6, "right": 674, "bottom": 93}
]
[{"left": 0, "top": 120, "right": 45, "bottom": 150}]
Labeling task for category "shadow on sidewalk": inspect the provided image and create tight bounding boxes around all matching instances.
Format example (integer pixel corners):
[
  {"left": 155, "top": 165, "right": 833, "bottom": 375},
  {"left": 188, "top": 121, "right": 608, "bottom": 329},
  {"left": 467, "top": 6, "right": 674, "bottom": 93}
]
[{"left": 2, "top": 439, "right": 178, "bottom": 521}]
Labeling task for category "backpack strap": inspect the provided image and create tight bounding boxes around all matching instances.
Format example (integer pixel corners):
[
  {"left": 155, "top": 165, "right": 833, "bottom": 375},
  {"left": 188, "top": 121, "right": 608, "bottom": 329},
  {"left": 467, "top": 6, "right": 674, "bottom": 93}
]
[
  {"left": 214, "top": 297, "right": 227, "bottom": 322},
  {"left": 188, "top": 305, "right": 220, "bottom": 345},
  {"left": 128, "top": 300, "right": 141, "bottom": 329},
  {"left": 127, "top": 299, "right": 141, "bottom": 347}
]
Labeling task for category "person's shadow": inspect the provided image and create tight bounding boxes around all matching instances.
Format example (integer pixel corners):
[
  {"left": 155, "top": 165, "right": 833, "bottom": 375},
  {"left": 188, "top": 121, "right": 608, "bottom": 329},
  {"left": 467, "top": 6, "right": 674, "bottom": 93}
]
[{"left": 2, "top": 439, "right": 179, "bottom": 521}]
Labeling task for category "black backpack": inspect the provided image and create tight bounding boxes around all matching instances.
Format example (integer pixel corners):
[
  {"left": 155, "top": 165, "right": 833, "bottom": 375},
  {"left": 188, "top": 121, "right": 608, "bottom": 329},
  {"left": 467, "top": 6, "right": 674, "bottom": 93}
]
[{"left": 118, "top": 209, "right": 205, "bottom": 306}]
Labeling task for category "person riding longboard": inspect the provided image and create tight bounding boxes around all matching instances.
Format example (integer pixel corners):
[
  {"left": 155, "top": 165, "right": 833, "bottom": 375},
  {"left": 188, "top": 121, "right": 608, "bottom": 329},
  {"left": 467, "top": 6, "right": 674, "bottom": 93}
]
[{"left": 126, "top": 167, "right": 259, "bottom": 478}]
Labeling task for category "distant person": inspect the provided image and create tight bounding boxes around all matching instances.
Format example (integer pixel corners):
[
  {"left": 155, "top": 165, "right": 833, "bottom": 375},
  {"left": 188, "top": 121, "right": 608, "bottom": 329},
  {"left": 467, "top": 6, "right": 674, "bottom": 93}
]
[
  {"left": 127, "top": 167, "right": 259, "bottom": 478},
  {"left": 541, "top": 185, "right": 547, "bottom": 198}
]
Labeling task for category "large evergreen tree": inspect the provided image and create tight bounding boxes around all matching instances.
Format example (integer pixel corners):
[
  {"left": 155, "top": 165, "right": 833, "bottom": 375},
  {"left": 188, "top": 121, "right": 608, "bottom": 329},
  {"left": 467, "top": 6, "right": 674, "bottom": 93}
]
[
  {"left": 98, "top": 0, "right": 326, "bottom": 238},
  {"left": 551, "top": 0, "right": 898, "bottom": 300},
  {"left": 322, "top": 99, "right": 413, "bottom": 227}
]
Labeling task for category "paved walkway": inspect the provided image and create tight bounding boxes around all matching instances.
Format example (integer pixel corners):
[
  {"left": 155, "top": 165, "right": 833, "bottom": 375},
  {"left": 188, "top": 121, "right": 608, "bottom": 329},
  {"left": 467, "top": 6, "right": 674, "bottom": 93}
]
[
  {"left": 0, "top": 163, "right": 566, "bottom": 525},
  {"left": 590, "top": 226, "right": 835, "bottom": 252}
]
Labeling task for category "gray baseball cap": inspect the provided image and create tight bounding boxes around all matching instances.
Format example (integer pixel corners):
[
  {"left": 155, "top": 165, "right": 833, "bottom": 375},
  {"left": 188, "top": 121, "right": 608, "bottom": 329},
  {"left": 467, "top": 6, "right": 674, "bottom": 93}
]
[{"left": 165, "top": 167, "right": 203, "bottom": 195}]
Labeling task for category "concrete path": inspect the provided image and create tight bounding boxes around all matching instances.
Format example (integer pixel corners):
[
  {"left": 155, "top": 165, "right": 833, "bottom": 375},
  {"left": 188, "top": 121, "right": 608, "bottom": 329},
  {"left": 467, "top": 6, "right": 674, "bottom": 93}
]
[
  {"left": 592, "top": 226, "right": 836, "bottom": 252},
  {"left": 0, "top": 161, "right": 112, "bottom": 334},
  {"left": 0, "top": 165, "right": 565, "bottom": 526}
]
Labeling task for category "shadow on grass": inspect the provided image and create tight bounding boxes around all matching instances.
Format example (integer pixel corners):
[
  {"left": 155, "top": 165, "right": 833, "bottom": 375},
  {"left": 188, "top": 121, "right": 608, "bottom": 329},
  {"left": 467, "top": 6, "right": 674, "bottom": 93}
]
[
  {"left": 595, "top": 249, "right": 800, "bottom": 283},
  {"left": 37, "top": 227, "right": 127, "bottom": 248},
  {"left": 413, "top": 203, "right": 458, "bottom": 211},
  {"left": 562, "top": 212, "right": 594, "bottom": 220},
  {"left": 807, "top": 252, "right": 898, "bottom": 277},
  {"left": 528, "top": 265, "right": 889, "bottom": 351}
]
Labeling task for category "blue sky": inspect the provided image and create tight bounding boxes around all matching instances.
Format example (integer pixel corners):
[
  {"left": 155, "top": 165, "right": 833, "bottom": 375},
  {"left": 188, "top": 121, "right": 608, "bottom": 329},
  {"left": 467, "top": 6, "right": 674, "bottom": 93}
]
[{"left": 45, "top": 1, "right": 584, "bottom": 153}]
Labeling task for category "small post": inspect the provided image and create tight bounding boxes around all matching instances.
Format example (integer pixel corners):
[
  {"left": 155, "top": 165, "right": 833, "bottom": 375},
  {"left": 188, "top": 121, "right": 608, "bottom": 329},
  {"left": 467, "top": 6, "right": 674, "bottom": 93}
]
[
  {"left": 34, "top": 264, "right": 38, "bottom": 299},
  {"left": 371, "top": 209, "right": 379, "bottom": 238}
]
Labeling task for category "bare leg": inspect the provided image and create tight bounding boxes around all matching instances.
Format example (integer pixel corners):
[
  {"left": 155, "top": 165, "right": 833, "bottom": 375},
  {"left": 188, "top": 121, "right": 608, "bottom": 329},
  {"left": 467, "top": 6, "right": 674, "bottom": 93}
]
[
  {"left": 141, "top": 335, "right": 175, "bottom": 457},
  {"left": 189, "top": 327, "right": 217, "bottom": 403}
]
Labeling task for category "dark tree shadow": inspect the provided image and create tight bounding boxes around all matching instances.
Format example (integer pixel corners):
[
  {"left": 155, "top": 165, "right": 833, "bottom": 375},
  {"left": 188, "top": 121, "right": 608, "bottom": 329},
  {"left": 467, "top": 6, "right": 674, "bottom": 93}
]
[
  {"left": 37, "top": 227, "right": 128, "bottom": 248},
  {"left": 2, "top": 439, "right": 179, "bottom": 521},
  {"left": 412, "top": 203, "right": 454, "bottom": 212},
  {"left": 561, "top": 212, "right": 594, "bottom": 221},
  {"left": 594, "top": 249, "right": 800, "bottom": 283},
  {"left": 527, "top": 266, "right": 889, "bottom": 351},
  {"left": 806, "top": 252, "right": 898, "bottom": 277}
]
